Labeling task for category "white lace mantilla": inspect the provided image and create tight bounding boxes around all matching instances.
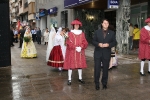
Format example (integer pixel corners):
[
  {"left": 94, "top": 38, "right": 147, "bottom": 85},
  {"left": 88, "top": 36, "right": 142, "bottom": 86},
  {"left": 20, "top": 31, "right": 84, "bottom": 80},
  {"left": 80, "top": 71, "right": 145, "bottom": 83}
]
[
  {"left": 71, "top": 30, "right": 82, "bottom": 35},
  {"left": 144, "top": 25, "right": 150, "bottom": 31}
]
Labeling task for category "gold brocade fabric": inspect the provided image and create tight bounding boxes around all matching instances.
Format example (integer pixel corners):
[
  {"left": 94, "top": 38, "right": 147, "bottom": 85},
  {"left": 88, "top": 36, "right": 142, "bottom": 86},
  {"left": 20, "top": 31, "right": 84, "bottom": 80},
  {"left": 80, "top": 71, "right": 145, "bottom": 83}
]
[{"left": 21, "top": 41, "right": 37, "bottom": 58}]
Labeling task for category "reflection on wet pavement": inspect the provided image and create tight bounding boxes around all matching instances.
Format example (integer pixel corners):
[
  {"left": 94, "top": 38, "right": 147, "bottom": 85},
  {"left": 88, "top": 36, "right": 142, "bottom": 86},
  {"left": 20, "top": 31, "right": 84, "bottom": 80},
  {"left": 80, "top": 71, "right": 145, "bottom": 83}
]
[{"left": 0, "top": 43, "right": 150, "bottom": 100}]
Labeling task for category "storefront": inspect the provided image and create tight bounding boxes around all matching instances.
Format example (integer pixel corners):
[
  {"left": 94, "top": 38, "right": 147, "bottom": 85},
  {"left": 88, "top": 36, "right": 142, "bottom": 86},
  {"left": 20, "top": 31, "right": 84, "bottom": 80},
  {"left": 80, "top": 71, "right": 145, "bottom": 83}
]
[
  {"left": 47, "top": 7, "right": 58, "bottom": 28},
  {"left": 130, "top": 2, "right": 148, "bottom": 29},
  {"left": 39, "top": 9, "right": 48, "bottom": 30}
]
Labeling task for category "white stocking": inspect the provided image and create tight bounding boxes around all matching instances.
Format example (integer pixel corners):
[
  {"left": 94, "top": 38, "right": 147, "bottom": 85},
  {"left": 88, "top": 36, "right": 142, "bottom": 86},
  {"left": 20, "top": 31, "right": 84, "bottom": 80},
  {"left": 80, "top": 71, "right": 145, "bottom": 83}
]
[
  {"left": 78, "top": 69, "right": 82, "bottom": 80},
  {"left": 148, "top": 61, "right": 150, "bottom": 72},
  {"left": 68, "top": 69, "right": 72, "bottom": 81},
  {"left": 140, "top": 61, "right": 145, "bottom": 74}
]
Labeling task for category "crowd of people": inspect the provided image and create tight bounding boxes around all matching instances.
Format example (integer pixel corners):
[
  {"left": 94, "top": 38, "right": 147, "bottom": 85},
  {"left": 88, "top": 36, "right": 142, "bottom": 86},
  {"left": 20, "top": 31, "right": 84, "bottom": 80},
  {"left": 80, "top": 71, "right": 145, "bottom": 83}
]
[{"left": 9, "top": 16, "right": 150, "bottom": 90}]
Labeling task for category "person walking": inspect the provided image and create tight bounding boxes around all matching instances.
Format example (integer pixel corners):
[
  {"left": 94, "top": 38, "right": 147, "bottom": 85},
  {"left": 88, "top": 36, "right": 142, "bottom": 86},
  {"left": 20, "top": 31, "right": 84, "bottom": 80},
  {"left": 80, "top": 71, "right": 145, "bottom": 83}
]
[
  {"left": 92, "top": 19, "right": 116, "bottom": 90},
  {"left": 132, "top": 24, "right": 140, "bottom": 51},
  {"left": 18, "top": 26, "right": 25, "bottom": 48},
  {"left": 21, "top": 27, "right": 37, "bottom": 58},
  {"left": 129, "top": 23, "right": 134, "bottom": 50},
  {"left": 63, "top": 19, "right": 88, "bottom": 85},
  {"left": 36, "top": 27, "right": 42, "bottom": 44},
  {"left": 139, "top": 16, "right": 150, "bottom": 76},
  {"left": 47, "top": 27, "right": 68, "bottom": 71},
  {"left": 44, "top": 28, "right": 50, "bottom": 45},
  {"left": 14, "top": 28, "right": 18, "bottom": 43}
]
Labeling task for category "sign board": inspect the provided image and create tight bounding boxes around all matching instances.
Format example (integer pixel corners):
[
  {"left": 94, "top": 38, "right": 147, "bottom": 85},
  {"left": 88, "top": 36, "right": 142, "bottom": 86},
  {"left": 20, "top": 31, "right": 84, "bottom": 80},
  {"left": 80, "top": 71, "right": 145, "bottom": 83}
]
[
  {"left": 35, "top": 12, "right": 40, "bottom": 20},
  {"left": 39, "top": 9, "right": 48, "bottom": 17},
  {"left": 64, "top": 0, "right": 92, "bottom": 8},
  {"left": 107, "top": 0, "right": 119, "bottom": 9},
  {"left": 48, "top": 7, "right": 58, "bottom": 15}
]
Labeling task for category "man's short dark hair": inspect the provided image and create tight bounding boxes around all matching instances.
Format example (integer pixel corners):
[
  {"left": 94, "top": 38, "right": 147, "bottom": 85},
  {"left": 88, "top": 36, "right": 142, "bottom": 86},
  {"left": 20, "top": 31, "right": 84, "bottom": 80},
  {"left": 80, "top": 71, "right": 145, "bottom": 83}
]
[
  {"left": 134, "top": 24, "right": 138, "bottom": 28},
  {"left": 101, "top": 19, "right": 109, "bottom": 24}
]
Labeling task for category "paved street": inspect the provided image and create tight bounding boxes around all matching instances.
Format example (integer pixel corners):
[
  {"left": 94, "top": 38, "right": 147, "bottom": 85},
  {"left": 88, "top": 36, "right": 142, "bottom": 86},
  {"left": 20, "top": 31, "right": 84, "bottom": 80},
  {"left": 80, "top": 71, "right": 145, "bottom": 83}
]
[{"left": 0, "top": 42, "right": 150, "bottom": 100}]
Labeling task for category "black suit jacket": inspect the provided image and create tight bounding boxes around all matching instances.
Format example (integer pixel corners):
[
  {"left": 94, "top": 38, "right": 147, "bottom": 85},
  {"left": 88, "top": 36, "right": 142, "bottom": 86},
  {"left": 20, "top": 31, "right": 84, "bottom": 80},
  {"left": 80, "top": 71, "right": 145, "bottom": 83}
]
[
  {"left": 20, "top": 29, "right": 25, "bottom": 39},
  {"left": 92, "top": 29, "right": 116, "bottom": 59},
  {"left": 36, "top": 30, "right": 41, "bottom": 37}
]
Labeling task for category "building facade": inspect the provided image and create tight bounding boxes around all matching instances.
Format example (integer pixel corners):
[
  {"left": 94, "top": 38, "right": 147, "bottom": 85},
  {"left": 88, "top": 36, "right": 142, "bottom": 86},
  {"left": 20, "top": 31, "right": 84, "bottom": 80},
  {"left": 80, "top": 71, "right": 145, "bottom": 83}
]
[
  {"left": 9, "top": 0, "right": 36, "bottom": 28},
  {"left": 10, "top": 0, "right": 19, "bottom": 27},
  {"left": 35, "top": 0, "right": 74, "bottom": 31}
]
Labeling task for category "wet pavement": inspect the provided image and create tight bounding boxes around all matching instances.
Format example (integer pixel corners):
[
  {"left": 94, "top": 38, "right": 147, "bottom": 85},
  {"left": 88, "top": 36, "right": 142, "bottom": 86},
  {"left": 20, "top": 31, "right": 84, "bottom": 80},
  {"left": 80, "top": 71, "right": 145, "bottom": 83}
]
[{"left": 0, "top": 42, "right": 150, "bottom": 100}]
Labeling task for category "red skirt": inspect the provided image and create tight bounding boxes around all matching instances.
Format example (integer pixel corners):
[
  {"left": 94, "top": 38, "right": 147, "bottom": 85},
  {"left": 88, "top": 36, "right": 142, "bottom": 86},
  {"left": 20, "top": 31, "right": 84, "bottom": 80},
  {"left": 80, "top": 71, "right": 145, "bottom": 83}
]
[{"left": 47, "top": 45, "right": 64, "bottom": 67}]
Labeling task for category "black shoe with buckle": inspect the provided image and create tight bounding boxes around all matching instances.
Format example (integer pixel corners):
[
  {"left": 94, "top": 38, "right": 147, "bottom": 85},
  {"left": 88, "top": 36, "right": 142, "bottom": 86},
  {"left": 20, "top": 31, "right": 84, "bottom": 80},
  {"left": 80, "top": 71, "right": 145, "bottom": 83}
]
[
  {"left": 78, "top": 79, "right": 85, "bottom": 84},
  {"left": 67, "top": 80, "right": 71, "bottom": 85},
  {"left": 140, "top": 72, "right": 146, "bottom": 76}
]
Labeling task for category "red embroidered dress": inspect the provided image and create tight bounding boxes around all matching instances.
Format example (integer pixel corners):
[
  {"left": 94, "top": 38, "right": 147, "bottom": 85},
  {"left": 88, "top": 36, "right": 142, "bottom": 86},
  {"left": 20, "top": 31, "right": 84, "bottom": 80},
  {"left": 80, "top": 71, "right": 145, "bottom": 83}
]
[
  {"left": 63, "top": 30, "right": 88, "bottom": 70},
  {"left": 139, "top": 26, "right": 150, "bottom": 60}
]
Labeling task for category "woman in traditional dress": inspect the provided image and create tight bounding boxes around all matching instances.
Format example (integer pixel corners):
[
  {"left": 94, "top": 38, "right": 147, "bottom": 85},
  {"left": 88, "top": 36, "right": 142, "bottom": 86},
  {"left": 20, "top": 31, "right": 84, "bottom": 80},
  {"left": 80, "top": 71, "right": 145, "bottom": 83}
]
[
  {"left": 63, "top": 19, "right": 88, "bottom": 85},
  {"left": 44, "top": 28, "right": 50, "bottom": 45},
  {"left": 139, "top": 16, "right": 150, "bottom": 76},
  {"left": 47, "top": 27, "right": 68, "bottom": 71},
  {"left": 21, "top": 27, "right": 37, "bottom": 58},
  {"left": 46, "top": 25, "right": 56, "bottom": 62}
]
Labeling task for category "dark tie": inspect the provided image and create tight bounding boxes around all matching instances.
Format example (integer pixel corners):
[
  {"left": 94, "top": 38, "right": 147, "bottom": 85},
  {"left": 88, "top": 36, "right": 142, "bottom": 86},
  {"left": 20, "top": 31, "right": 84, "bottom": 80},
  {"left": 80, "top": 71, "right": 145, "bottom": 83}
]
[{"left": 103, "top": 31, "right": 107, "bottom": 38}]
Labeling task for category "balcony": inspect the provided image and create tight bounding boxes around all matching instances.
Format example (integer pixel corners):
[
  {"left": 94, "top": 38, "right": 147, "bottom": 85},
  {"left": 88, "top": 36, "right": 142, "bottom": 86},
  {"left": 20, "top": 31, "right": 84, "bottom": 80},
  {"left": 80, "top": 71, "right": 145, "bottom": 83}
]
[
  {"left": 28, "top": 13, "right": 35, "bottom": 20},
  {"left": 11, "top": 2, "right": 15, "bottom": 8},
  {"left": 19, "top": 5, "right": 23, "bottom": 15},
  {"left": 28, "top": 0, "right": 35, "bottom": 4},
  {"left": 24, "top": 2, "right": 28, "bottom": 8},
  {"left": 12, "top": 8, "right": 16, "bottom": 13},
  {"left": 12, "top": 19, "right": 17, "bottom": 23},
  {"left": 15, "top": 3, "right": 19, "bottom": 7},
  {"left": 12, "top": 0, "right": 15, "bottom": 3}
]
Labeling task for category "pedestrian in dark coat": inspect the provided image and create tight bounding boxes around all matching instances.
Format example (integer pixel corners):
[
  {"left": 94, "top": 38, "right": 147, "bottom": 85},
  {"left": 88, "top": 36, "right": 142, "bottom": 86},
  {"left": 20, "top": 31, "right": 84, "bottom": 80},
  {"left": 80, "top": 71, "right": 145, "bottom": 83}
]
[
  {"left": 36, "top": 27, "right": 42, "bottom": 44},
  {"left": 18, "top": 26, "right": 25, "bottom": 48}
]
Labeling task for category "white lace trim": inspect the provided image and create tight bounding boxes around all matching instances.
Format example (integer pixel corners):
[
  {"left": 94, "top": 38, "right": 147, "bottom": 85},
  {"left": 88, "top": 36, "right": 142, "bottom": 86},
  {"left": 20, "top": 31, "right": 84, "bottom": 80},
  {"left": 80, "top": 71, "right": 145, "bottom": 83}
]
[
  {"left": 144, "top": 25, "right": 150, "bottom": 31},
  {"left": 71, "top": 30, "right": 82, "bottom": 35}
]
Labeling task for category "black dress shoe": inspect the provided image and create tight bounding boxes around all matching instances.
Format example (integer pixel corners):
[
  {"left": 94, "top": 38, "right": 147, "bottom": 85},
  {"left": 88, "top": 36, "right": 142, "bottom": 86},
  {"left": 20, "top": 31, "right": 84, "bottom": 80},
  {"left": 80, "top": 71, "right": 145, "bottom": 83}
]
[
  {"left": 78, "top": 79, "right": 85, "bottom": 84},
  {"left": 148, "top": 71, "right": 150, "bottom": 74},
  {"left": 103, "top": 85, "right": 107, "bottom": 90},
  {"left": 67, "top": 80, "right": 71, "bottom": 85},
  {"left": 95, "top": 86, "right": 100, "bottom": 90},
  {"left": 140, "top": 72, "right": 146, "bottom": 76}
]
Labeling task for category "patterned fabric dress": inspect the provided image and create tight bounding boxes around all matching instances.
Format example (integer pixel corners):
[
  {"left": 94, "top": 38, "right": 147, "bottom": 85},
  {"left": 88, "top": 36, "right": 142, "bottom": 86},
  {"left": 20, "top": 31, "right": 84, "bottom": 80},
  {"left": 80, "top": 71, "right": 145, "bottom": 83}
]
[
  {"left": 21, "top": 32, "right": 37, "bottom": 58},
  {"left": 139, "top": 25, "right": 150, "bottom": 60},
  {"left": 63, "top": 30, "right": 88, "bottom": 70},
  {"left": 47, "top": 28, "right": 66, "bottom": 67}
]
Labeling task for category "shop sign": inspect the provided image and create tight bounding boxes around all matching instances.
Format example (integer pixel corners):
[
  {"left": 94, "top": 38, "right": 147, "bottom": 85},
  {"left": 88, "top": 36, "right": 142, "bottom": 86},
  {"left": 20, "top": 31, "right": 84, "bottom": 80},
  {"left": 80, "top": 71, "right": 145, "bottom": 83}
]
[
  {"left": 35, "top": 12, "right": 40, "bottom": 20},
  {"left": 39, "top": 9, "right": 48, "bottom": 17},
  {"left": 48, "top": 7, "right": 58, "bottom": 15},
  {"left": 64, "top": 0, "right": 92, "bottom": 8},
  {"left": 108, "top": 0, "right": 119, "bottom": 9}
]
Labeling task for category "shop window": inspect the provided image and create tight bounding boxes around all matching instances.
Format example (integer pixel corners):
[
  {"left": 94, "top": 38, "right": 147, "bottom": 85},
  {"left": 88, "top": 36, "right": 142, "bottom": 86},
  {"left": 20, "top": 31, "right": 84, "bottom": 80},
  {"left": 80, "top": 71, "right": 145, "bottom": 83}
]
[{"left": 61, "top": 11, "right": 68, "bottom": 28}]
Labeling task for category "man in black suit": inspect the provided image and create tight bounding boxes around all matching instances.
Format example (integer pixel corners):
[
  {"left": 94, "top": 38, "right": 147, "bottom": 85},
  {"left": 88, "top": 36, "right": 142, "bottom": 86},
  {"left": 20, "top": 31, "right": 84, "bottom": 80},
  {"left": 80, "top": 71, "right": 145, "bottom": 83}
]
[
  {"left": 18, "top": 26, "right": 25, "bottom": 48},
  {"left": 92, "top": 19, "right": 116, "bottom": 90},
  {"left": 36, "top": 27, "right": 42, "bottom": 44}
]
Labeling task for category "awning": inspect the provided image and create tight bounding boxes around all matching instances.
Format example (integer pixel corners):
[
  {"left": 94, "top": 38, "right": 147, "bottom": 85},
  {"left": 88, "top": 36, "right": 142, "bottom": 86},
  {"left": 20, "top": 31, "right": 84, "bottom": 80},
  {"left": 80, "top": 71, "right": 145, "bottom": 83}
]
[
  {"left": 64, "top": 0, "right": 92, "bottom": 8},
  {"left": 48, "top": 7, "right": 58, "bottom": 15}
]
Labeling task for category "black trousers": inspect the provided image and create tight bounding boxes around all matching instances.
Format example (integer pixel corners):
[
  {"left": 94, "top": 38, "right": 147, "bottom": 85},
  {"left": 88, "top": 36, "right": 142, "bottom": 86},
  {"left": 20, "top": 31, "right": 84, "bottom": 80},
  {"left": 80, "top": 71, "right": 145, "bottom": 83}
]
[
  {"left": 94, "top": 57, "right": 110, "bottom": 86},
  {"left": 37, "top": 37, "right": 41, "bottom": 44},
  {"left": 32, "top": 34, "right": 36, "bottom": 42},
  {"left": 19, "top": 38, "right": 23, "bottom": 47}
]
